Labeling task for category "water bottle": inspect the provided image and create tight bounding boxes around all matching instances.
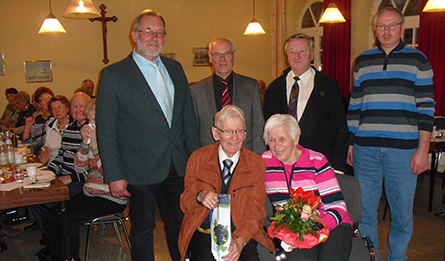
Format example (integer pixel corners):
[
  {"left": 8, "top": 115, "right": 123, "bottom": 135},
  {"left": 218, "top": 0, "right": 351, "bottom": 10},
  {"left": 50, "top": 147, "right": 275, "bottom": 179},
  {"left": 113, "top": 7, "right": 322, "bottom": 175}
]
[{"left": 0, "top": 146, "right": 8, "bottom": 166}]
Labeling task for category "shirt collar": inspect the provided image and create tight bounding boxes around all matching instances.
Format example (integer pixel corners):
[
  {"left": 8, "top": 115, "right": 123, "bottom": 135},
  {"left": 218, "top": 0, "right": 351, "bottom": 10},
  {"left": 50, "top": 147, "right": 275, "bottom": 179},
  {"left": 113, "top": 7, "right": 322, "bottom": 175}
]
[
  {"left": 218, "top": 145, "right": 240, "bottom": 169},
  {"left": 132, "top": 49, "right": 161, "bottom": 66}
]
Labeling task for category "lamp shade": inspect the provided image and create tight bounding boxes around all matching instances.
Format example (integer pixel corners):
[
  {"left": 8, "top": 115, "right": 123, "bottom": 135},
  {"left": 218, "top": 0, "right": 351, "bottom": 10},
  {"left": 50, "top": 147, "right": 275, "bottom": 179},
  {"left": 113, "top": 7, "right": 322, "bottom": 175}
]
[
  {"left": 244, "top": 19, "right": 266, "bottom": 35},
  {"left": 319, "top": 2, "right": 346, "bottom": 23},
  {"left": 39, "top": 13, "right": 67, "bottom": 34},
  {"left": 63, "top": 0, "right": 101, "bottom": 19},
  {"left": 423, "top": 0, "right": 445, "bottom": 12}
]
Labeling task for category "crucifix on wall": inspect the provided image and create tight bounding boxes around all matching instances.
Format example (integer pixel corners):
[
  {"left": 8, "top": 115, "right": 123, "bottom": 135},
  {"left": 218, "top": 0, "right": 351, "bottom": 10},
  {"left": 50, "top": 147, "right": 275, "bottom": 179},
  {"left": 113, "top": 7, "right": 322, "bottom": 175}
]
[{"left": 89, "top": 4, "right": 117, "bottom": 64}]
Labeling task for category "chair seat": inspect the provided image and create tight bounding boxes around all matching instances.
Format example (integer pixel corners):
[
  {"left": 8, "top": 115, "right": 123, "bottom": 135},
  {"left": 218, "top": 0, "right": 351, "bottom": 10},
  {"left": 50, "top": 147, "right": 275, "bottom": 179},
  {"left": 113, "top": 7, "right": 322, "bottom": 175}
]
[{"left": 82, "top": 212, "right": 125, "bottom": 225}]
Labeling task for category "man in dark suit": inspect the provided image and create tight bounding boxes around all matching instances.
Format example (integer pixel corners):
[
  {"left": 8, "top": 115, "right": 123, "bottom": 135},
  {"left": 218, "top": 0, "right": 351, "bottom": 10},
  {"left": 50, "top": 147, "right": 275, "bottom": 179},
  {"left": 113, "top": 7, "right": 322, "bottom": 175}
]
[
  {"left": 263, "top": 33, "right": 348, "bottom": 173},
  {"left": 191, "top": 37, "right": 265, "bottom": 155},
  {"left": 96, "top": 9, "right": 200, "bottom": 261}
]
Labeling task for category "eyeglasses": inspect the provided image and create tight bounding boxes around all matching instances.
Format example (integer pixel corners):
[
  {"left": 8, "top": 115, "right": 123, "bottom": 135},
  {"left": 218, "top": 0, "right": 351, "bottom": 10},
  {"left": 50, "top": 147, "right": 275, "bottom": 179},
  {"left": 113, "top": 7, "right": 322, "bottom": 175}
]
[
  {"left": 51, "top": 105, "right": 66, "bottom": 112},
  {"left": 214, "top": 126, "right": 246, "bottom": 136},
  {"left": 39, "top": 97, "right": 52, "bottom": 103},
  {"left": 209, "top": 51, "right": 234, "bottom": 59},
  {"left": 375, "top": 22, "right": 403, "bottom": 31},
  {"left": 136, "top": 29, "right": 167, "bottom": 38}
]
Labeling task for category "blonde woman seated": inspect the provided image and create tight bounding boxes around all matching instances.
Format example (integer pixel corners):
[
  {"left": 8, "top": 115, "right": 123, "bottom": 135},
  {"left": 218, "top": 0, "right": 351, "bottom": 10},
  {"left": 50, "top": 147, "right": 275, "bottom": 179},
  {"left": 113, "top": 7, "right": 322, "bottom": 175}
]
[
  {"left": 261, "top": 114, "right": 353, "bottom": 261},
  {"left": 43, "top": 99, "right": 127, "bottom": 261}
]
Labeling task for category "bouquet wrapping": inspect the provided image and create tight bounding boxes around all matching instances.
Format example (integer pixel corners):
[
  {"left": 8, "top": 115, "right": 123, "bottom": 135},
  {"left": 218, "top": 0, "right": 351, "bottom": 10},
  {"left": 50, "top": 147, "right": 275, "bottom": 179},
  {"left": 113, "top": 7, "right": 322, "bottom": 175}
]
[{"left": 268, "top": 187, "right": 329, "bottom": 250}]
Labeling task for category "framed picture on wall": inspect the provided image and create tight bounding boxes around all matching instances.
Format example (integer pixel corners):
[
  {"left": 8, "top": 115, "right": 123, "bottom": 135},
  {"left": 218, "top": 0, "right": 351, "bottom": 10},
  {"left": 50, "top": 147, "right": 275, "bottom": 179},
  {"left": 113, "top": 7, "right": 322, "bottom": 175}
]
[
  {"left": 24, "top": 60, "right": 52, "bottom": 83},
  {"left": 0, "top": 53, "right": 5, "bottom": 76},
  {"left": 193, "top": 47, "right": 211, "bottom": 67},
  {"left": 161, "top": 53, "right": 175, "bottom": 60}
]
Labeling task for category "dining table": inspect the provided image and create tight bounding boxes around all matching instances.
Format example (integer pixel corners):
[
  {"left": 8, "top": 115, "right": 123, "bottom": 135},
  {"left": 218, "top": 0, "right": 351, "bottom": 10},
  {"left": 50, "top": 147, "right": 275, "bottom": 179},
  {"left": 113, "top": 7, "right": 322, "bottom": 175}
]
[
  {"left": 428, "top": 137, "right": 445, "bottom": 212},
  {"left": 0, "top": 177, "right": 69, "bottom": 210}
]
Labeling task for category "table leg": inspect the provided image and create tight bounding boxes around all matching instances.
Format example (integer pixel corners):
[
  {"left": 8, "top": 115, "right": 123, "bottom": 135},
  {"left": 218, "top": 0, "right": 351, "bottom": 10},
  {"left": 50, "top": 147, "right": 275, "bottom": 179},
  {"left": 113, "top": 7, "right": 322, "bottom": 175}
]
[
  {"left": 61, "top": 201, "right": 70, "bottom": 259},
  {"left": 429, "top": 152, "right": 439, "bottom": 212}
]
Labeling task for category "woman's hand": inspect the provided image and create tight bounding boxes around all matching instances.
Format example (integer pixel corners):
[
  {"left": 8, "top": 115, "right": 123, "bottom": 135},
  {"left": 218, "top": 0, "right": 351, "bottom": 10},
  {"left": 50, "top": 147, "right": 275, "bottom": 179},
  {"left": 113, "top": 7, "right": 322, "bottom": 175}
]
[
  {"left": 80, "top": 123, "right": 97, "bottom": 149},
  {"left": 25, "top": 115, "right": 36, "bottom": 126}
]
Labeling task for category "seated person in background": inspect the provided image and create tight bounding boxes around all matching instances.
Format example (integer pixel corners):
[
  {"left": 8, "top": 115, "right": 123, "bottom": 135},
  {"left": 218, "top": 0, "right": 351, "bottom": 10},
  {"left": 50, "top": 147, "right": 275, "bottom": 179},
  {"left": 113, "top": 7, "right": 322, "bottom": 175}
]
[
  {"left": 22, "top": 87, "right": 54, "bottom": 154},
  {"left": 38, "top": 95, "right": 71, "bottom": 165},
  {"left": 82, "top": 79, "right": 95, "bottom": 98},
  {"left": 14, "top": 91, "right": 36, "bottom": 128},
  {"left": 43, "top": 99, "right": 127, "bottom": 261},
  {"left": 48, "top": 92, "right": 91, "bottom": 197},
  {"left": 261, "top": 114, "right": 353, "bottom": 261},
  {"left": 0, "top": 87, "right": 19, "bottom": 129},
  {"left": 178, "top": 105, "right": 274, "bottom": 261}
]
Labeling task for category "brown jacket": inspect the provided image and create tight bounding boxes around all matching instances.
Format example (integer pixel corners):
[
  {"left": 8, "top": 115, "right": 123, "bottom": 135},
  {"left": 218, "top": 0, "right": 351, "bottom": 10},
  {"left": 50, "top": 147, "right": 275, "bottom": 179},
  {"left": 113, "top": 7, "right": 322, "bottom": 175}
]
[{"left": 178, "top": 143, "right": 274, "bottom": 260}]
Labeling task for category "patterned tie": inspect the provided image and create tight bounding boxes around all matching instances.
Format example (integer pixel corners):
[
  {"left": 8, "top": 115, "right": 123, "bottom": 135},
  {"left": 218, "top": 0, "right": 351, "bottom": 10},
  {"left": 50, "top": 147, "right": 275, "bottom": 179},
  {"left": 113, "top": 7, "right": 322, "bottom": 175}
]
[
  {"left": 222, "top": 159, "right": 233, "bottom": 185},
  {"left": 153, "top": 60, "right": 173, "bottom": 125},
  {"left": 288, "top": 76, "right": 300, "bottom": 119},
  {"left": 221, "top": 79, "right": 232, "bottom": 108}
]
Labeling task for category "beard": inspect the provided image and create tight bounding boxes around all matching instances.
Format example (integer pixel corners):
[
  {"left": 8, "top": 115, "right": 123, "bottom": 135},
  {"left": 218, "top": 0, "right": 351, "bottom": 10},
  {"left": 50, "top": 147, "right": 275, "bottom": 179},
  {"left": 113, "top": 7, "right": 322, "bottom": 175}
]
[{"left": 135, "top": 38, "right": 164, "bottom": 59}]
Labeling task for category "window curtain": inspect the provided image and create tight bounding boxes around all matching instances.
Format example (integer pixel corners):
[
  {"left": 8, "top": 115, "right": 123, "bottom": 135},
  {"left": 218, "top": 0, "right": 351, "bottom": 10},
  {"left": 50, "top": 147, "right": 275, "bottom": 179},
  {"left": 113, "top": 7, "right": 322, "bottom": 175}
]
[
  {"left": 321, "top": 0, "right": 351, "bottom": 100},
  {"left": 271, "top": 0, "right": 286, "bottom": 80},
  {"left": 418, "top": 0, "right": 445, "bottom": 116}
]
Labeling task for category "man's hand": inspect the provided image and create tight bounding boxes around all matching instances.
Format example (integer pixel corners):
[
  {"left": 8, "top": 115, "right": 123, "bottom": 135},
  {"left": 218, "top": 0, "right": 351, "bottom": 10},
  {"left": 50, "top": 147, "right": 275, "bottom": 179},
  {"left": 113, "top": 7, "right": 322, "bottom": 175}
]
[
  {"left": 221, "top": 237, "right": 246, "bottom": 261},
  {"left": 347, "top": 145, "right": 354, "bottom": 166},
  {"left": 109, "top": 179, "right": 131, "bottom": 199},
  {"left": 197, "top": 190, "right": 219, "bottom": 209},
  {"left": 59, "top": 175, "right": 72, "bottom": 185},
  {"left": 411, "top": 131, "right": 431, "bottom": 175}
]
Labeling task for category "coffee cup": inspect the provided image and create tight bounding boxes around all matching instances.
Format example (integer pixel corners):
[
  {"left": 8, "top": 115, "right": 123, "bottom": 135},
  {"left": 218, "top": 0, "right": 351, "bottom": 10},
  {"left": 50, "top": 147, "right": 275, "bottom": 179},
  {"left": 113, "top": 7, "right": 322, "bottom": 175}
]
[
  {"left": 26, "top": 166, "right": 37, "bottom": 182},
  {"left": 14, "top": 153, "right": 23, "bottom": 164}
]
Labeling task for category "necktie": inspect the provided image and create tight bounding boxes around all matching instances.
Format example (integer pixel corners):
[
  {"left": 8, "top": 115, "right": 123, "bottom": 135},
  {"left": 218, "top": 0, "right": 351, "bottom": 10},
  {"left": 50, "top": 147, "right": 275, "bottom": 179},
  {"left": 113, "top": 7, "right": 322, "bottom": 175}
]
[
  {"left": 222, "top": 159, "right": 234, "bottom": 185},
  {"left": 288, "top": 76, "right": 300, "bottom": 119},
  {"left": 153, "top": 60, "right": 173, "bottom": 125},
  {"left": 221, "top": 79, "right": 232, "bottom": 108}
]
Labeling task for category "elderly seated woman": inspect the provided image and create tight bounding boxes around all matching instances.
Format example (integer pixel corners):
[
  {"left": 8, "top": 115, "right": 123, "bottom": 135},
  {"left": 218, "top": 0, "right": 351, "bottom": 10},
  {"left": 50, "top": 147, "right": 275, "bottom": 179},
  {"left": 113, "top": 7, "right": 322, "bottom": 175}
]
[
  {"left": 261, "top": 114, "right": 353, "bottom": 261},
  {"left": 179, "top": 105, "right": 274, "bottom": 261}
]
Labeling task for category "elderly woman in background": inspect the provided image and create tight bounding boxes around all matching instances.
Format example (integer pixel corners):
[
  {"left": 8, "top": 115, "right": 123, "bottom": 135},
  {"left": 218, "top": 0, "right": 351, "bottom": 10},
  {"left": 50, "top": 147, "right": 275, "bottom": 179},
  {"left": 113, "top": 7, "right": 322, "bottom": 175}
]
[
  {"left": 22, "top": 87, "right": 54, "bottom": 154},
  {"left": 0, "top": 87, "right": 19, "bottom": 129},
  {"left": 261, "top": 114, "right": 353, "bottom": 261},
  {"left": 43, "top": 99, "right": 127, "bottom": 261},
  {"left": 38, "top": 95, "right": 71, "bottom": 165},
  {"left": 14, "top": 91, "right": 36, "bottom": 128}
]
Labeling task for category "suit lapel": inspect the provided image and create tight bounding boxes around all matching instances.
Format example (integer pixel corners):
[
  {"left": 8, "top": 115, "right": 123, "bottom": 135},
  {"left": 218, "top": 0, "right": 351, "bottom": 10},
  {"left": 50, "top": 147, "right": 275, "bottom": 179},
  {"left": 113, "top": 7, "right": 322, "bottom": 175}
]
[
  {"left": 204, "top": 75, "right": 218, "bottom": 115},
  {"left": 300, "top": 70, "right": 321, "bottom": 123}
]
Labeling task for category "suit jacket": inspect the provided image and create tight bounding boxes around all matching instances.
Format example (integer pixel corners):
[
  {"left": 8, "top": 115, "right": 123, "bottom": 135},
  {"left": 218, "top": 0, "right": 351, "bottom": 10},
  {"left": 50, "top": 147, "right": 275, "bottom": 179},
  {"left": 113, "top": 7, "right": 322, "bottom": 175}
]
[
  {"left": 96, "top": 54, "right": 200, "bottom": 185},
  {"left": 263, "top": 67, "right": 349, "bottom": 172},
  {"left": 178, "top": 143, "right": 274, "bottom": 260},
  {"left": 190, "top": 72, "right": 266, "bottom": 155}
]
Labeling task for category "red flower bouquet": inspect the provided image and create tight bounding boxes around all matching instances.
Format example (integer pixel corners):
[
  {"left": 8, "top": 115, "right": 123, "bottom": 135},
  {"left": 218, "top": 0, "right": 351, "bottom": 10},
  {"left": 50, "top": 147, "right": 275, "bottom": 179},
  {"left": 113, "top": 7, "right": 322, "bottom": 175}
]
[{"left": 268, "top": 187, "right": 330, "bottom": 249}]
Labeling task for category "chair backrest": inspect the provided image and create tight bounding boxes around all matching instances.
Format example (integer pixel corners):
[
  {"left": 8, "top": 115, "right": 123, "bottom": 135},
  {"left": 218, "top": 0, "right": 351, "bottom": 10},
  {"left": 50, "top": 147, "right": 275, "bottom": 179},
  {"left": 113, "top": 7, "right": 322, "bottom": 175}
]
[{"left": 336, "top": 173, "right": 361, "bottom": 224}]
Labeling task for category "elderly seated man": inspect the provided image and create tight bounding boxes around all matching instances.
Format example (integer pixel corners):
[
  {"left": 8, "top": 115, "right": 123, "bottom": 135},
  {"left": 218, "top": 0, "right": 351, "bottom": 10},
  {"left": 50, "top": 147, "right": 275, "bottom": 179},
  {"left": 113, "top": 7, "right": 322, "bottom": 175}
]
[{"left": 178, "top": 105, "right": 274, "bottom": 261}]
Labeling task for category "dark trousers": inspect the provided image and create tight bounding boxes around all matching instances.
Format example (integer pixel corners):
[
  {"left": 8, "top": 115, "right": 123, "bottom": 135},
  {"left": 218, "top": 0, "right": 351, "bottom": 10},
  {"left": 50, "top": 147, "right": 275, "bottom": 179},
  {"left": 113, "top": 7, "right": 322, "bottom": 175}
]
[
  {"left": 285, "top": 223, "right": 353, "bottom": 261},
  {"left": 127, "top": 165, "right": 184, "bottom": 261},
  {"left": 188, "top": 230, "right": 259, "bottom": 261},
  {"left": 43, "top": 193, "right": 126, "bottom": 260}
]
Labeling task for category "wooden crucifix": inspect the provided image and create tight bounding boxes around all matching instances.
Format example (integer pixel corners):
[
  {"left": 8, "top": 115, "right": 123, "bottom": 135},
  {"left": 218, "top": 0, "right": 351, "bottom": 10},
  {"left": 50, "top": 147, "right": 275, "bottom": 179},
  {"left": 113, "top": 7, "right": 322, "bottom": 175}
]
[{"left": 89, "top": 4, "right": 118, "bottom": 64}]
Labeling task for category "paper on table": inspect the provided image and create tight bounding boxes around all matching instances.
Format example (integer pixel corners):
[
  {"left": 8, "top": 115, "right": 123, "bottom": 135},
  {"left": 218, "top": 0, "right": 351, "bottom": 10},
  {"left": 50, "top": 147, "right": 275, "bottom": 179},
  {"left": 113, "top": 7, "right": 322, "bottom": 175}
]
[
  {"left": 23, "top": 183, "right": 51, "bottom": 189},
  {"left": 0, "top": 181, "right": 24, "bottom": 191}
]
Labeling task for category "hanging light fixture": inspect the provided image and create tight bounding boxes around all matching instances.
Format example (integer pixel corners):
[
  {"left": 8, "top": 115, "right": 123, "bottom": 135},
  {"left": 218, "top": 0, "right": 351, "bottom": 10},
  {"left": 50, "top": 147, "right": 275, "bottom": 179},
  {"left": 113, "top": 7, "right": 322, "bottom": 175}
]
[
  {"left": 39, "top": 0, "right": 66, "bottom": 34},
  {"left": 63, "top": 0, "right": 101, "bottom": 19},
  {"left": 423, "top": 0, "right": 445, "bottom": 12},
  {"left": 319, "top": 2, "right": 346, "bottom": 23},
  {"left": 244, "top": 0, "right": 266, "bottom": 35}
]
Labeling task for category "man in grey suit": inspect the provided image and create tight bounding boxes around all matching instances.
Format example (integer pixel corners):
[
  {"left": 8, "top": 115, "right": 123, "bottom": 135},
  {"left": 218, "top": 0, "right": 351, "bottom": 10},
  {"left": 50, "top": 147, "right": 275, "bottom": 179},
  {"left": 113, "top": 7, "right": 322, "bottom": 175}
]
[
  {"left": 96, "top": 9, "right": 200, "bottom": 261},
  {"left": 191, "top": 37, "right": 265, "bottom": 155}
]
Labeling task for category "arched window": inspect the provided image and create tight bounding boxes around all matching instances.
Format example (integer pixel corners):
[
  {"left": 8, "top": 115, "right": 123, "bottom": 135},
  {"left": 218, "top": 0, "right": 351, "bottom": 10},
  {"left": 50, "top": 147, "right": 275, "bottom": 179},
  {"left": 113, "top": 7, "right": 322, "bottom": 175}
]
[
  {"left": 298, "top": 0, "right": 324, "bottom": 71},
  {"left": 371, "top": 0, "right": 421, "bottom": 49}
]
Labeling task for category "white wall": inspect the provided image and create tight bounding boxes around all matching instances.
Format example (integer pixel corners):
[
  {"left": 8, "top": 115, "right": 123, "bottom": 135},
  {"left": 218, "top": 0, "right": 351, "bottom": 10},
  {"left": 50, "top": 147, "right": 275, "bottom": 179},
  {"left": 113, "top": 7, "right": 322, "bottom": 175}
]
[{"left": 0, "top": 0, "right": 272, "bottom": 110}]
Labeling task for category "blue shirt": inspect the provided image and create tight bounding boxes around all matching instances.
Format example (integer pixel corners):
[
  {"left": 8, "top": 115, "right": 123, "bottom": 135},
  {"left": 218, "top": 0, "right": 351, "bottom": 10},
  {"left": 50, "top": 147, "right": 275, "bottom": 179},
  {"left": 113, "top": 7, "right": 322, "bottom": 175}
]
[{"left": 132, "top": 50, "right": 175, "bottom": 126}]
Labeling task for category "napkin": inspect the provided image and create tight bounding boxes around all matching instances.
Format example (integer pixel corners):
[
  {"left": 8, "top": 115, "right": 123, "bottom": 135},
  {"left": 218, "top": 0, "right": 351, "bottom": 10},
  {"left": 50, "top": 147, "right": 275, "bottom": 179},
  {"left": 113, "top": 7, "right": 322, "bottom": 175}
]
[
  {"left": 0, "top": 182, "right": 24, "bottom": 191},
  {"left": 23, "top": 183, "right": 51, "bottom": 189}
]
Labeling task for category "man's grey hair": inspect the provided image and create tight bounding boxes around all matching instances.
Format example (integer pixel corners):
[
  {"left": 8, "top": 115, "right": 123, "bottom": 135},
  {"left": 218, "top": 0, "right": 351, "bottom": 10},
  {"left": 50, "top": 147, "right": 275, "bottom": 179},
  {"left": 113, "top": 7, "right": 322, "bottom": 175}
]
[
  {"left": 284, "top": 33, "right": 315, "bottom": 53},
  {"left": 208, "top": 37, "right": 235, "bottom": 53},
  {"left": 263, "top": 114, "right": 301, "bottom": 145},
  {"left": 374, "top": 6, "right": 404, "bottom": 26},
  {"left": 132, "top": 9, "right": 166, "bottom": 32},
  {"left": 214, "top": 105, "right": 246, "bottom": 129}
]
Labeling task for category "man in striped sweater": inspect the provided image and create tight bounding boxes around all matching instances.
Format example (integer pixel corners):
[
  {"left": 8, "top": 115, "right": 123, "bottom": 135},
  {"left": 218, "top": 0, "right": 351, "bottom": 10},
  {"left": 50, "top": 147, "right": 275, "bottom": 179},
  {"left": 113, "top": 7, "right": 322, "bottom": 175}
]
[{"left": 347, "top": 6, "right": 435, "bottom": 261}]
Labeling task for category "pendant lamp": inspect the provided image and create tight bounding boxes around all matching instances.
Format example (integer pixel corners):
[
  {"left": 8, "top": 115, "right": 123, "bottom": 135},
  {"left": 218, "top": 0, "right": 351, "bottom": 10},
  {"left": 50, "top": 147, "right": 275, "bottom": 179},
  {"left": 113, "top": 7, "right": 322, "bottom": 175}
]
[
  {"left": 244, "top": 0, "right": 266, "bottom": 35},
  {"left": 63, "top": 0, "right": 101, "bottom": 19},
  {"left": 319, "top": 2, "right": 346, "bottom": 23},
  {"left": 39, "top": 0, "right": 66, "bottom": 34},
  {"left": 423, "top": 0, "right": 445, "bottom": 12}
]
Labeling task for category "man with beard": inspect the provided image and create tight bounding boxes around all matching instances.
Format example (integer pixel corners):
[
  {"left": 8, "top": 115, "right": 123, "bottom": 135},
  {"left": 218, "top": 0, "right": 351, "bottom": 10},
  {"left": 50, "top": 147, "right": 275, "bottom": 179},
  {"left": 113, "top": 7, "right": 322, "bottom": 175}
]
[{"left": 96, "top": 9, "right": 200, "bottom": 261}]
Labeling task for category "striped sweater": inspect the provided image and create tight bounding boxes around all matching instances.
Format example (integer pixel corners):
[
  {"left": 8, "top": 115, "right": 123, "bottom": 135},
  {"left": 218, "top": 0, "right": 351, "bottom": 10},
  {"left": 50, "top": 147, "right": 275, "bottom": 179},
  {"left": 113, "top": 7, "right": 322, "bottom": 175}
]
[
  {"left": 261, "top": 146, "right": 352, "bottom": 231},
  {"left": 347, "top": 40, "right": 435, "bottom": 149}
]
